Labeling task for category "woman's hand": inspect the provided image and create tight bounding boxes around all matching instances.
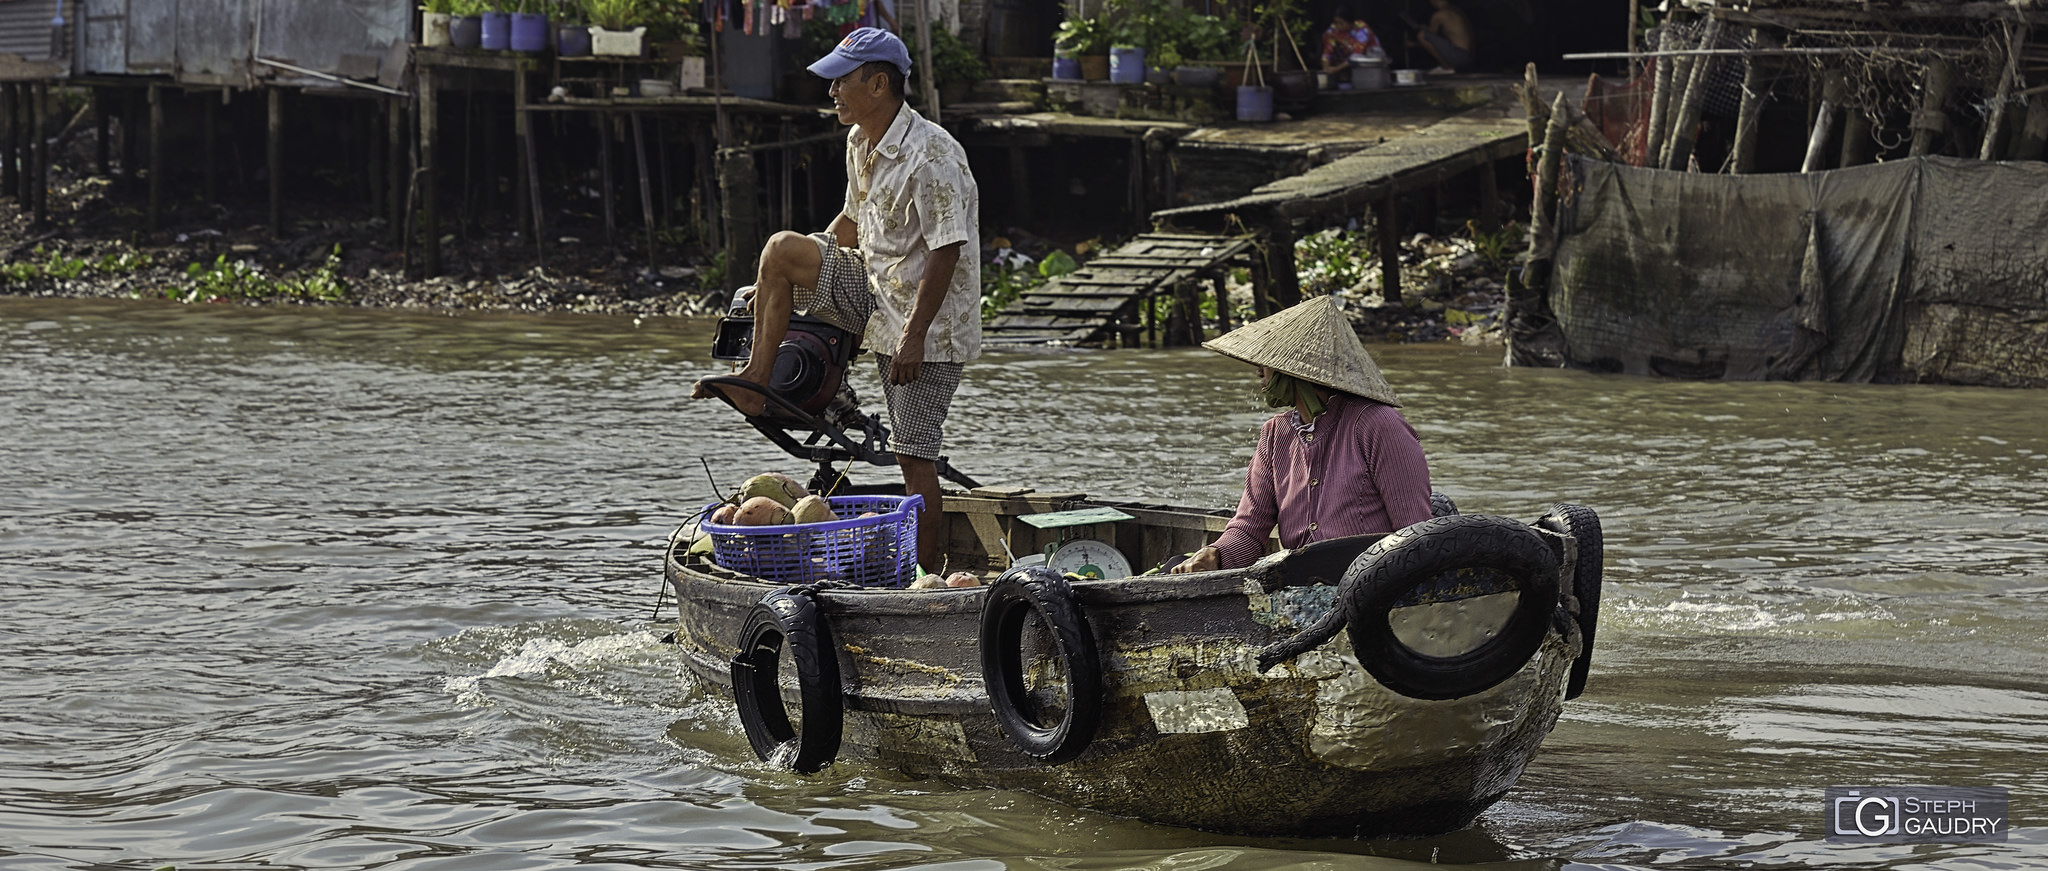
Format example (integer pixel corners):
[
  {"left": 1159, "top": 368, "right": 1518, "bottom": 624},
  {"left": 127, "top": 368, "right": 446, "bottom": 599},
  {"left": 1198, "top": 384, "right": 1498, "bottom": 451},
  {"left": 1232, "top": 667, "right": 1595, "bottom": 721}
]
[{"left": 1169, "top": 546, "right": 1220, "bottom": 574}]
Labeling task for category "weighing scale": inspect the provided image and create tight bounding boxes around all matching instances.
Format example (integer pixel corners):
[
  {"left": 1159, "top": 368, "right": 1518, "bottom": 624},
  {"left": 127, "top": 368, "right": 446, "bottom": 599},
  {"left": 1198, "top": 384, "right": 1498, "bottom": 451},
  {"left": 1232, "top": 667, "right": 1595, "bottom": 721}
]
[{"left": 1014, "top": 506, "right": 1135, "bottom": 580}]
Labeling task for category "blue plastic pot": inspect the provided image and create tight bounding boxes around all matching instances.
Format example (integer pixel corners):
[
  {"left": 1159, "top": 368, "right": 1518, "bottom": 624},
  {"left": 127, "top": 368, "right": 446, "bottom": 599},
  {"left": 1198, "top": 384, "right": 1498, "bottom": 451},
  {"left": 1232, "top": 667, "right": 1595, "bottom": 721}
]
[
  {"left": 558, "top": 24, "right": 591, "bottom": 57},
  {"left": 1051, "top": 55, "right": 1081, "bottom": 80},
  {"left": 480, "top": 11, "right": 511, "bottom": 51},
  {"left": 1236, "top": 84, "right": 1274, "bottom": 122},
  {"left": 1109, "top": 46, "right": 1146, "bottom": 84},
  {"left": 509, "top": 12, "right": 548, "bottom": 52},
  {"left": 449, "top": 15, "right": 483, "bottom": 49}
]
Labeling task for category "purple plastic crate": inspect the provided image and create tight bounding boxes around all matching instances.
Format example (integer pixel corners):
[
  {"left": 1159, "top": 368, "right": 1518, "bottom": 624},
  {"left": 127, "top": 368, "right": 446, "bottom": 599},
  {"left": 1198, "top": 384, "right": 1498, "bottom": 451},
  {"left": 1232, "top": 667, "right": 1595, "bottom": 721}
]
[{"left": 701, "top": 494, "right": 922, "bottom": 587}]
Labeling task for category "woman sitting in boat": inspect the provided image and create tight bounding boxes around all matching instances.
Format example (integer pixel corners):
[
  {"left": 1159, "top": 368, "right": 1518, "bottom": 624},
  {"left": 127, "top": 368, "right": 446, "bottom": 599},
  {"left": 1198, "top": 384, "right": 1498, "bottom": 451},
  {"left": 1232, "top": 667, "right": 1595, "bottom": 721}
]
[{"left": 1170, "top": 296, "right": 1434, "bottom": 574}]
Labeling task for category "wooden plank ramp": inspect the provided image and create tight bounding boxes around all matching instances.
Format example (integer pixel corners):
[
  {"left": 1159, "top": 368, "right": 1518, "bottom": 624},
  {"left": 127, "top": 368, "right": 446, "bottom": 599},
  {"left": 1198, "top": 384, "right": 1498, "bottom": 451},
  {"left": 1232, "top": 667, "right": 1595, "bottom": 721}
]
[{"left": 984, "top": 232, "right": 1259, "bottom": 347}]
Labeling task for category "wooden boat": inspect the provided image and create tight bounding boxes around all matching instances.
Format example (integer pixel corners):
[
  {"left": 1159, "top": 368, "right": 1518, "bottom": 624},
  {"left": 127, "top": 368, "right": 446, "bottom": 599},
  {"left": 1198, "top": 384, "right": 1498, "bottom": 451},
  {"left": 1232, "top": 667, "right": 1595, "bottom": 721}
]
[{"left": 663, "top": 485, "right": 1604, "bottom": 838}]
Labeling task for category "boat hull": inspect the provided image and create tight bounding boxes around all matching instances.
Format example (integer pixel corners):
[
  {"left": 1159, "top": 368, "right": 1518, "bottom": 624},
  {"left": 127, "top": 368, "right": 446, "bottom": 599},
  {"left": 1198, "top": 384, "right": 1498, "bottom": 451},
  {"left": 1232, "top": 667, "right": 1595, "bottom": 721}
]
[{"left": 664, "top": 510, "right": 1578, "bottom": 837}]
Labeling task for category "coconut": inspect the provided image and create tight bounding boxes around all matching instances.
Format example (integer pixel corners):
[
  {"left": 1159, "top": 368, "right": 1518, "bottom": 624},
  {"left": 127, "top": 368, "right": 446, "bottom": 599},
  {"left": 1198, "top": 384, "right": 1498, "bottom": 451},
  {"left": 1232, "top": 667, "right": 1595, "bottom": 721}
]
[
  {"left": 944, "top": 571, "right": 982, "bottom": 588},
  {"left": 908, "top": 574, "right": 946, "bottom": 590},
  {"left": 739, "top": 473, "right": 807, "bottom": 508},
  {"left": 790, "top": 494, "right": 837, "bottom": 525},
  {"left": 734, "top": 495, "right": 794, "bottom": 526},
  {"left": 708, "top": 502, "right": 739, "bottom": 525}
]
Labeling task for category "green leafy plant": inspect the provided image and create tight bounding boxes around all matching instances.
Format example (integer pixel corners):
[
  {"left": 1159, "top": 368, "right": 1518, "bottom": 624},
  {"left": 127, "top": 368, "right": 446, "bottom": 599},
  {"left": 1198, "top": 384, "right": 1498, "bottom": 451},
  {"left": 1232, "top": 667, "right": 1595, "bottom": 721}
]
[
  {"left": 1295, "top": 227, "right": 1374, "bottom": 294},
  {"left": 1054, "top": 14, "right": 1107, "bottom": 56},
  {"left": 447, "top": 0, "right": 489, "bottom": 15},
  {"left": 421, "top": 0, "right": 457, "bottom": 14},
  {"left": 927, "top": 27, "right": 987, "bottom": 90},
  {"left": 583, "top": 0, "right": 639, "bottom": 30}
]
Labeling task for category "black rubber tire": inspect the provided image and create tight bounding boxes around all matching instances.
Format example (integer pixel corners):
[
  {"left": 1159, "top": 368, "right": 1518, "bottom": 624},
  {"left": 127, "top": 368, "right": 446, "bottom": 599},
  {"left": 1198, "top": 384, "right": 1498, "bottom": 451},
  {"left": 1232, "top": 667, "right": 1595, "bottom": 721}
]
[
  {"left": 1538, "top": 503, "right": 1603, "bottom": 700},
  {"left": 729, "top": 589, "right": 842, "bottom": 773},
  {"left": 978, "top": 566, "right": 1103, "bottom": 764},
  {"left": 1430, "top": 491, "right": 1459, "bottom": 518},
  {"left": 1343, "top": 514, "right": 1561, "bottom": 701}
]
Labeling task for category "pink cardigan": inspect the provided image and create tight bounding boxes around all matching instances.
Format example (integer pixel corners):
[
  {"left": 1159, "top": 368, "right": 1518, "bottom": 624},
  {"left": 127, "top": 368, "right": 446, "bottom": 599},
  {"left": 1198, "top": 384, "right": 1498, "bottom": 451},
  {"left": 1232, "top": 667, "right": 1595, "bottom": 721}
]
[{"left": 1212, "top": 394, "right": 1434, "bottom": 569}]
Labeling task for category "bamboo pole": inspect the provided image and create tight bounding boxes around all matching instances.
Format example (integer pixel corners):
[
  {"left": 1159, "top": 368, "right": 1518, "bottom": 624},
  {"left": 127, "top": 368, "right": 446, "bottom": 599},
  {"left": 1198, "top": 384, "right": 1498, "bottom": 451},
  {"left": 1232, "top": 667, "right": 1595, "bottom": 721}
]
[
  {"left": 32, "top": 81, "right": 48, "bottom": 226},
  {"left": 268, "top": 87, "right": 283, "bottom": 237},
  {"left": 149, "top": 84, "right": 164, "bottom": 231},
  {"left": 1731, "top": 55, "right": 1765, "bottom": 172},
  {"left": 1660, "top": 32, "right": 1698, "bottom": 167},
  {"left": 1802, "top": 73, "right": 1844, "bottom": 172},
  {"left": 1526, "top": 92, "right": 1569, "bottom": 293},
  {"left": 1839, "top": 108, "right": 1872, "bottom": 167},
  {"left": 912, "top": 0, "right": 939, "bottom": 122},
  {"left": 1979, "top": 22, "right": 2025, "bottom": 161},
  {"left": 1910, "top": 60, "right": 1952, "bottom": 157},
  {"left": 1376, "top": 194, "right": 1401, "bottom": 305},
  {"left": 1666, "top": 18, "right": 1720, "bottom": 170},
  {"left": 1644, "top": 29, "right": 1674, "bottom": 168},
  {"left": 4, "top": 83, "right": 19, "bottom": 200}
]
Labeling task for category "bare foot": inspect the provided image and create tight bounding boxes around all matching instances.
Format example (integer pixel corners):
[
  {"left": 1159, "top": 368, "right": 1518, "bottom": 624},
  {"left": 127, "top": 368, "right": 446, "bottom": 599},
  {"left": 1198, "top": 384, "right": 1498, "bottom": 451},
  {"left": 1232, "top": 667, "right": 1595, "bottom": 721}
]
[{"left": 692, "top": 375, "right": 769, "bottom": 417}]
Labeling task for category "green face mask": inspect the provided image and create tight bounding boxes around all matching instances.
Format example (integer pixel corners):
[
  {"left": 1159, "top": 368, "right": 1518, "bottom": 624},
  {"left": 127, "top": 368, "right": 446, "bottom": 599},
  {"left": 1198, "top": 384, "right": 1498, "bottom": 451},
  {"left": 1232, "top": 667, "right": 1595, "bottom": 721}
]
[{"left": 1261, "top": 371, "right": 1327, "bottom": 421}]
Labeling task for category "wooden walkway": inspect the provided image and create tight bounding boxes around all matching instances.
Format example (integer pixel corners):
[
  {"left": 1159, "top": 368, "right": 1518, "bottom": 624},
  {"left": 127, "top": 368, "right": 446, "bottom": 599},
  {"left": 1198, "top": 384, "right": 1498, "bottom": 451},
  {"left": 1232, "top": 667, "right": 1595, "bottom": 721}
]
[{"left": 982, "top": 232, "right": 1261, "bottom": 347}]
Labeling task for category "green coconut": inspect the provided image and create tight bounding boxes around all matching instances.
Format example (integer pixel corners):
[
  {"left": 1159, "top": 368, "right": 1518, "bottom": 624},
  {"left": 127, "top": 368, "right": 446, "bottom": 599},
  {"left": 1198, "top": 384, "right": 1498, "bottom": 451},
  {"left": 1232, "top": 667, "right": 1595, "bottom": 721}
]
[
  {"left": 734, "top": 495, "right": 794, "bottom": 526},
  {"left": 791, "top": 494, "right": 838, "bottom": 525},
  {"left": 739, "top": 473, "right": 807, "bottom": 508}
]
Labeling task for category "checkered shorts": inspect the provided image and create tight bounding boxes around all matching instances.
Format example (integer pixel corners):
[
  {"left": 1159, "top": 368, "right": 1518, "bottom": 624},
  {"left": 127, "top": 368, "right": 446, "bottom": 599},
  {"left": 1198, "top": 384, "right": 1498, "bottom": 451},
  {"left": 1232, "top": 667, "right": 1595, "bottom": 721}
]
[{"left": 797, "top": 232, "right": 964, "bottom": 462}]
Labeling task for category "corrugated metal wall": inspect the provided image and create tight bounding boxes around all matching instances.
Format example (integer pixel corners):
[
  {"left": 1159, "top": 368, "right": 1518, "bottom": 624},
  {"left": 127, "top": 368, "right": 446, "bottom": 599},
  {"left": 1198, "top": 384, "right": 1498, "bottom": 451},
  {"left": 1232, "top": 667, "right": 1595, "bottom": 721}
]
[
  {"left": 0, "top": 0, "right": 66, "bottom": 64},
  {"left": 68, "top": 0, "right": 412, "bottom": 83}
]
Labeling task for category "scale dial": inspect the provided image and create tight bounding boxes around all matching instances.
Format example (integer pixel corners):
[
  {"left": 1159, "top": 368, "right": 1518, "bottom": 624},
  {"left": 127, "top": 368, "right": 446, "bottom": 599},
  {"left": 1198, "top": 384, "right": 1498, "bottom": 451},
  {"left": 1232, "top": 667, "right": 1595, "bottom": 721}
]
[{"left": 1047, "top": 538, "right": 1132, "bottom": 580}]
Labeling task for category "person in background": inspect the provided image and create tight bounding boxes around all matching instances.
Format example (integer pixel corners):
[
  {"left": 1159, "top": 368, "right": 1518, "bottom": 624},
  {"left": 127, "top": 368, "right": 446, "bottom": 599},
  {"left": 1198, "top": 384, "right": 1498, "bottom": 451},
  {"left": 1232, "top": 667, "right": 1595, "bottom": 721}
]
[
  {"left": 1170, "top": 296, "right": 1433, "bottom": 574},
  {"left": 693, "top": 28, "right": 981, "bottom": 568},
  {"left": 1412, "top": 0, "right": 1475, "bottom": 74},
  {"left": 1319, "top": 8, "right": 1385, "bottom": 86}
]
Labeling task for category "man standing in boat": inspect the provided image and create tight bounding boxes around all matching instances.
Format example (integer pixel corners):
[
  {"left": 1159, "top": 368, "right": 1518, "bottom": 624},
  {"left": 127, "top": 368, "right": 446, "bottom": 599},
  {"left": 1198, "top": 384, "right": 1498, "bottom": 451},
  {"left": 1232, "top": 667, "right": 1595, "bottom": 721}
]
[
  {"left": 692, "top": 27, "right": 982, "bottom": 569},
  {"left": 1171, "top": 296, "right": 1433, "bottom": 573}
]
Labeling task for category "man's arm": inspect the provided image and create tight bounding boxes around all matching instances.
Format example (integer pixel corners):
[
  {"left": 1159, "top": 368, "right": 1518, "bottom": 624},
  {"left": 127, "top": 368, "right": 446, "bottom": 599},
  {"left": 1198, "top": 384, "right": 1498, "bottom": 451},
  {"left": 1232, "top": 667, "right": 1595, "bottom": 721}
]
[{"left": 890, "top": 240, "right": 962, "bottom": 385}]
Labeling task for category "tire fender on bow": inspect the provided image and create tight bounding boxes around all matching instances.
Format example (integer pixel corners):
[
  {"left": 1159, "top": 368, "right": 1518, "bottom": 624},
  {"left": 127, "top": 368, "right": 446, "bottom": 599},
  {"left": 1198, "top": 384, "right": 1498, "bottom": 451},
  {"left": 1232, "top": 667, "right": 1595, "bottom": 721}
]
[
  {"left": 978, "top": 565, "right": 1103, "bottom": 764},
  {"left": 730, "top": 587, "right": 842, "bottom": 774}
]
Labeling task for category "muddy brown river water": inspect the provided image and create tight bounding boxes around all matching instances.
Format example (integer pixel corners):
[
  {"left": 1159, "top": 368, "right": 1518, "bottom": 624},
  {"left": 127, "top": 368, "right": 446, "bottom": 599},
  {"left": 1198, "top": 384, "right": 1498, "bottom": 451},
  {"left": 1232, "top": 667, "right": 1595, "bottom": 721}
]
[{"left": 3, "top": 297, "right": 2044, "bottom": 870}]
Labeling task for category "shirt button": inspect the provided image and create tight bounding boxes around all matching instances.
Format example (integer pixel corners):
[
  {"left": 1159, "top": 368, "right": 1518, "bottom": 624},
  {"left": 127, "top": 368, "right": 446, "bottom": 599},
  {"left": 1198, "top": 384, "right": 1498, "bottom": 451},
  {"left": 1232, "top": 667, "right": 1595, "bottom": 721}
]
[
  {"left": 1309, "top": 478, "right": 1319, "bottom": 487},
  {"left": 1309, "top": 522, "right": 1319, "bottom": 531},
  {"left": 1304, "top": 434, "right": 1313, "bottom": 442}
]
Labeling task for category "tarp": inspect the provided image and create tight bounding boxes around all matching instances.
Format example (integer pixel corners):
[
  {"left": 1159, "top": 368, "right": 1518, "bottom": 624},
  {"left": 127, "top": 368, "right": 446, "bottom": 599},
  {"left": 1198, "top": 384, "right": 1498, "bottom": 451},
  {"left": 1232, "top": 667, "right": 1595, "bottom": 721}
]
[{"left": 1547, "top": 155, "right": 2048, "bottom": 387}]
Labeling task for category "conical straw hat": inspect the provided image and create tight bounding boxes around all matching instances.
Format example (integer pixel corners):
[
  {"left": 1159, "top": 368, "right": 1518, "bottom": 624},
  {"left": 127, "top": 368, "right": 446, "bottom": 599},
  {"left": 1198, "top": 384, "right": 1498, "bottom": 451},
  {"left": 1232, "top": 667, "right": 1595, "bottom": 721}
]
[{"left": 1201, "top": 295, "right": 1402, "bottom": 407}]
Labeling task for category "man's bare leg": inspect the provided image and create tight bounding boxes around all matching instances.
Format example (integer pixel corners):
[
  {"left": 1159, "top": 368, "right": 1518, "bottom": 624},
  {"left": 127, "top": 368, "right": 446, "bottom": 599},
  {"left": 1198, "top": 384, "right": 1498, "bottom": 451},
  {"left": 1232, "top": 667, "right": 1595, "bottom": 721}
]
[
  {"left": 692, "top": 230, "right": 824, "bottom": 416},
  {"left": 899, "top": 455, "right": 943, "bottom": 571}
]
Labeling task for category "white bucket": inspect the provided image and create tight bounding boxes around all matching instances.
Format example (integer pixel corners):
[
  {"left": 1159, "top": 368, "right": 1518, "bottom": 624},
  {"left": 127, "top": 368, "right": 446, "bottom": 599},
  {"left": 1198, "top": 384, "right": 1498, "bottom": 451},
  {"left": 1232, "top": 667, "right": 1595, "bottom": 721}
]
[{"left": 1393, "top": 68, "right": 1424, "bottom": 87}]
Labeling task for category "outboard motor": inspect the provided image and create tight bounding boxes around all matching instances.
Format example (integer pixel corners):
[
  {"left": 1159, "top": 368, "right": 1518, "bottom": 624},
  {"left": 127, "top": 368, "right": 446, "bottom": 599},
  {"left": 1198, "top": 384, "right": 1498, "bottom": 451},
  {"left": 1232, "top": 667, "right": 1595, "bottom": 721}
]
[{"left": 709, "top": 288, "right": 859, "bottom": 419}]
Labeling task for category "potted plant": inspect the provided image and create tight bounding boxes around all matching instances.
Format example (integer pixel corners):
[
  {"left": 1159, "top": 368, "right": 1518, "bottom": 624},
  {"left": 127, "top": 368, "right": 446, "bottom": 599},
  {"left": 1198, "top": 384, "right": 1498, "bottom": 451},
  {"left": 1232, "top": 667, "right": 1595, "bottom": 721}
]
[
  {"left": 448, "top": 0, "right": 487, "bottom": 48},
  {"left": 586, "top": 0, "right": 646, "bottom": 57},
  {"left": 480, "top": 2, "right": 512, "bottom": 50},
  {"left": 1103, "top": 0, "right": 1147, "bottom": 84},
  {"left": 508, "top": 0, "right": 549, "bottom": 52},
  {"left": 1054, "top": 13, "right": 1108, "bottom": 81},
  {"left": 556, "top": 0, "right": 592, "bottom": 56},
  {"left": 421, "top": 0, "right": 455, "bottom": 47},
  {"left": 929, "top": 27, "right": 987, "bottom": 105},
  {"left": 1168, "top": 9, "right": 1232, "bottom": 86},
  {"left": 645, "top": 3, "right": 705, "bottom": 85}
]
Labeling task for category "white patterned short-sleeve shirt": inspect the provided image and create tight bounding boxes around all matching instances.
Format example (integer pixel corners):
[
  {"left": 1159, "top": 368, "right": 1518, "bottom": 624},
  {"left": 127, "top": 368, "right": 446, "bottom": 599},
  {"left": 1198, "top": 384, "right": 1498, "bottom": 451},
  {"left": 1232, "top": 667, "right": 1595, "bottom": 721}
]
[{"left": 843, "top": 104, "right": 982, "bottom": 363}]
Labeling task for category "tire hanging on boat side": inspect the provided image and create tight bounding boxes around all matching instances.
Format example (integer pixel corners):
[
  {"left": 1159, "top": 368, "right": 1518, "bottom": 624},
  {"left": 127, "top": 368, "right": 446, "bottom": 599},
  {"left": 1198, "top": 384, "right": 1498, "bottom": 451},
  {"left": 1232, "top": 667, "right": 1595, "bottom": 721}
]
[
  {"left": 729, "top": 588, "right": 842, "bottom": 774},
  {"left": 979, "top": 565, "right": 1103, "bottom": 764},
  {"left": 1538, "top": 503, "right": 1603, "bottom": 700},
  {"left": 1342, "top": 514, "right": 1561, "bottom": 701}
]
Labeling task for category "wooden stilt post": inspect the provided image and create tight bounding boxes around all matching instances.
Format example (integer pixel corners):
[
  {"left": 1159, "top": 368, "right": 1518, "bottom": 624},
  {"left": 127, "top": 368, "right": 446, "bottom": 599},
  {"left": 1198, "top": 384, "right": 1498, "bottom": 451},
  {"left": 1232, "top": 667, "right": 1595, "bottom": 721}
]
[
  {"left": 1007, "top": 142, "right": 1030, "bottom": 226},
  {"left": 1376, "top": 194, "right": 1402, "bottom": 304},
  {"left": 149, "top": 84, "right": 164, "bottom": 231},
  {"left": 1802, "top": 73, "right": 1844, "bottom": 173},
  {"left": 368, "top": 98, "right": 384, "bottom": 217},
  {"left": 1732, "top": 55, "right": 1765, "bottom": 173},
  {"left": 387, "top": 95, "right": 405, "bottom": 244},
  {"left": 513, "top": 66, "right": 531, "bottom": 243},
  {"left": 1666, "top": 18, "right": 1720, "bottom": 170},
  {"left": 1910, "top": 61, "right": 1952, "bottom": 157},
  {"left": 93, "top": 86, "right": 110, "bottom": 177},
  {"left": 268, "top": 87, "right": 284, "bottom": 237},
  {"left": 32, "top": 81, "right": 49, "bottom": 226},
  {"left": 598, "top": 112, "right": 616, "bottom": 243},
  {"left": 1477, "top": 156, "right": 1500, "bottom": 231},
  {"left": 634, "top": 111, "right": 657, "bottom": 271},
  {"left": 1211, "top": 269, "right": 1233, "bottom": 334},
  {"left": 2015, "top": 96, "right": 2048, "bottom": 162},
  {"left": 1266, "top": 211, "right": 1301, "bottom": 309},
  {"left": 719, "top": 150, "right": 761, "bottom": 292},
  {"left": 2, "top": 83, "right": 17, "bottom": 200},
  {"left": 122, "top": 87, "right": 143, "bottom": 193},
  {"left": 657, "top": 118, "right": 673, "bottom": 230},
  {"left": 420, "top": 66, "right": 440, "bottom": 276},
  {"left": 523, "top": 93, "right": 545, "bottom": 262},
  {"left": 203, "top": 90, "right": 218, "bottom": 204},
  {"left": 1839, "top": 109, "right": 1872, "bottom": 168}
]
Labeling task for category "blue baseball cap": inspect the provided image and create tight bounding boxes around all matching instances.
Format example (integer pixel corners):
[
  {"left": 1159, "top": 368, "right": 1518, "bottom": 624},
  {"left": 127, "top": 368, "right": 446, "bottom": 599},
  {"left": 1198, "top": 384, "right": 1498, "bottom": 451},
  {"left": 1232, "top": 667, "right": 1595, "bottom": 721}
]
[{"left": 808, "top": 27, "right": 913, "bottom": 80}]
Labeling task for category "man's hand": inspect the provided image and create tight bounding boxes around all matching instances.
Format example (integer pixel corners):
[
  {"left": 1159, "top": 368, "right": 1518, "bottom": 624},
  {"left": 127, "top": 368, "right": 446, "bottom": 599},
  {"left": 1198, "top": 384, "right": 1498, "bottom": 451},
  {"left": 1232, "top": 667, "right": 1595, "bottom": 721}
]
[
  {"left": 890, "top": 333, "right": 926, "bottom": 385},
  {"left": 1169, "top": 546, "right": 1220, "bottom": 574}
]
